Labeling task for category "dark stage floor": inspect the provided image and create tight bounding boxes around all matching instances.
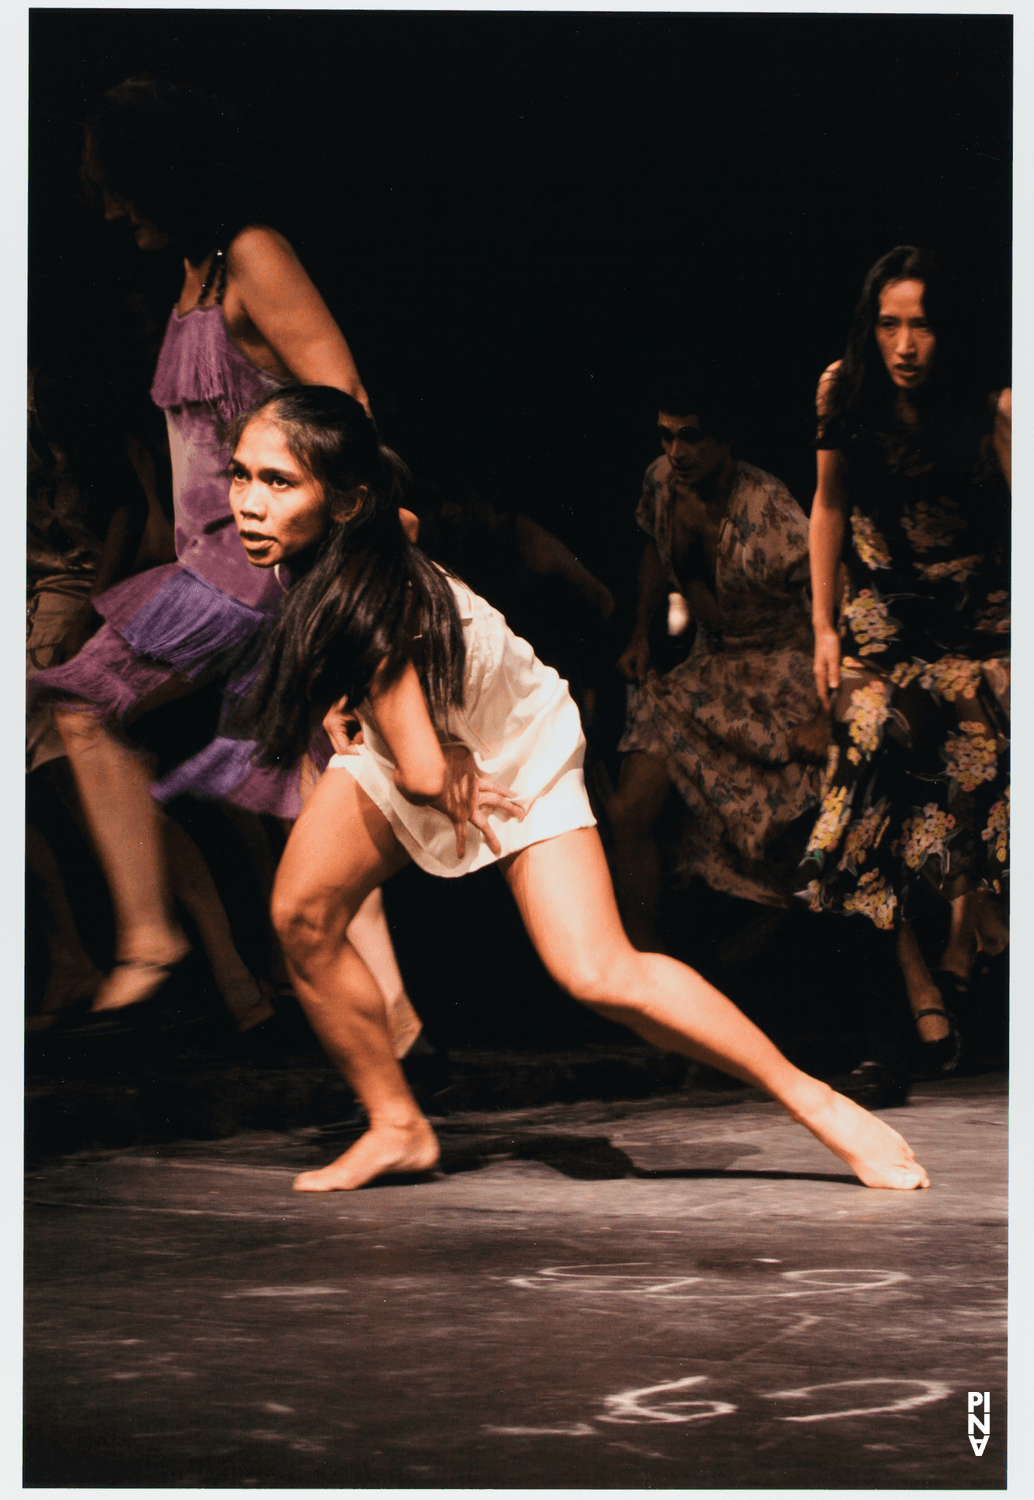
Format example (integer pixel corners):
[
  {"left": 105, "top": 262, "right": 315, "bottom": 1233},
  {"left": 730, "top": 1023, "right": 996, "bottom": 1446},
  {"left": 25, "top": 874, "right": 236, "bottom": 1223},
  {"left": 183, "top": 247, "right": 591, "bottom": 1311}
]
[{"left": 24, "top": 1072, "right": 1006, "bottom": 1489}]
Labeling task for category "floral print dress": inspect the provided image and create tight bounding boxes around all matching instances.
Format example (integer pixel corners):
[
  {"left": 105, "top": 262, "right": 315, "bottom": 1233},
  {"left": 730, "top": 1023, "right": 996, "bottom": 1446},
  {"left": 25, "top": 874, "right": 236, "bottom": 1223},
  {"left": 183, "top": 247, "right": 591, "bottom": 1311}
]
[
  {"left": 619, "top": 457, "right": 822, "bottom": 907},
  {"left": 797, "top": 405, "right": 1010, "bottom": 929}
]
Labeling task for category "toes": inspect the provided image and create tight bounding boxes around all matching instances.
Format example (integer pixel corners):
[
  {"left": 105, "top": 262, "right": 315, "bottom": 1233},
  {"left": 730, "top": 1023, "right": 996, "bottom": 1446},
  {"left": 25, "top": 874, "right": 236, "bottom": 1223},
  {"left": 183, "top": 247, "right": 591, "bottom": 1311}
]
[{"left": 293, "top": 1171, "right": 330, "bottom": 1193}]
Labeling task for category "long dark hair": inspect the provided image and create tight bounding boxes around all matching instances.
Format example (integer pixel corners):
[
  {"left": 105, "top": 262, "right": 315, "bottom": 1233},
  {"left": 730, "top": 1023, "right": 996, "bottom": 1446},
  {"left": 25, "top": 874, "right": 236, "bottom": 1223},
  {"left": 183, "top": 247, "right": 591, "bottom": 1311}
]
[
  {"left": 823, "top": 245, "right": 972, "bottom": 442},
  {"left": 83, "top": 77, "right": 261, "bottom": 264},
  {"left": 237, "top": 387, "right": 466, "bottom": 768}
]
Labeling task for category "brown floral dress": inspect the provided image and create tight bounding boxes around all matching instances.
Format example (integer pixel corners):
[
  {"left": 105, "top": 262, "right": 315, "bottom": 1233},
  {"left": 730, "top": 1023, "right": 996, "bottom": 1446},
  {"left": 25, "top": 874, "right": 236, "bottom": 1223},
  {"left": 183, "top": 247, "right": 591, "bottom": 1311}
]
[
  {"left": 797, "top": 403, "right": 1010, "bottom": 929},
  {"left": 620, "top": 457, "right": 822, "bottom": 907}
]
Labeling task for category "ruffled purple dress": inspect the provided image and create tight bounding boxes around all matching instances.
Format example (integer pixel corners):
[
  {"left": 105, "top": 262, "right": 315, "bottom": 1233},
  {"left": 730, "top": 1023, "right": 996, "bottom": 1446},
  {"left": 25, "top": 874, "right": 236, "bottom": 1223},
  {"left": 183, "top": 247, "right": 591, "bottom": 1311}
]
[{"left": 29, "top": 303, "right": 307, "bottom": 816}]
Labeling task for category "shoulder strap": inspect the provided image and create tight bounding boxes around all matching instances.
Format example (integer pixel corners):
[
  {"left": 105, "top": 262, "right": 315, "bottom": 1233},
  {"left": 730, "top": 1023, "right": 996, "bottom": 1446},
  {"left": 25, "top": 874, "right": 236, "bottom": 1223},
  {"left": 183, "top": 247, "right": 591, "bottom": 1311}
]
[{"left": 195, "top": 249, "right": 227, "bottom": 309}]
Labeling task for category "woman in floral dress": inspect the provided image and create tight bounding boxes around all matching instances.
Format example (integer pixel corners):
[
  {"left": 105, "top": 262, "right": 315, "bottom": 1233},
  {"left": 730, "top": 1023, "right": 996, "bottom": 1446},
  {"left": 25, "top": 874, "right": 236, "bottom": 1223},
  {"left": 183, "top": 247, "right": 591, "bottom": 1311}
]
[{"left": 800, "top": 245, "right": 1010, "bottom": 1073}]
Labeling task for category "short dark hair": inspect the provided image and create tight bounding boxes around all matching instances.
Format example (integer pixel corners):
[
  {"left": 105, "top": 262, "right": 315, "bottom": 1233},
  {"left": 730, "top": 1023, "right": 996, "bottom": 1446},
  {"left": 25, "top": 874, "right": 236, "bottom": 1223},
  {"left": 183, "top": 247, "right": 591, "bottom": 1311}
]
[{"left": 654, "top": 373, "right": 737, "bottom": 445}]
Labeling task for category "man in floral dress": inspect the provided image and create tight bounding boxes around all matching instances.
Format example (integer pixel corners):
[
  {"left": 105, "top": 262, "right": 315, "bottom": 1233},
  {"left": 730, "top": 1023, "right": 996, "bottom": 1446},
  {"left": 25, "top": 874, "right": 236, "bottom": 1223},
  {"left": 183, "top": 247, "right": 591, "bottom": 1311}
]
[{"left": 608, "top": 384, "right": 827, "bottom": 949}]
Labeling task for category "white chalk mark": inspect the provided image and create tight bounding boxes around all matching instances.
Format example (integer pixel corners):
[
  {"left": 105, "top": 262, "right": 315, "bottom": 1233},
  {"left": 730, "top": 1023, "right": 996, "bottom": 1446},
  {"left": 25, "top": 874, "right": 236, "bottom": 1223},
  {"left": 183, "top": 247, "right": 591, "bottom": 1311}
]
[
  {"left": 765, "top": 1377, "right": 952, "bottom": 1422},
  {"left": 509, "top": 1262, "right": 909, "bottom": 1302},
  {"left": 600, "top": 1375, "right": 736, "bottom": 1426},
  {"left": 780, "top": 1269, "right": 909, "bottom": 1292},
  {"left": 484, "top": 1423, "right": 596, "bottom": 1437},
  {"left": 226, "top": 1286, "right": 348, "bottom": 1298}
]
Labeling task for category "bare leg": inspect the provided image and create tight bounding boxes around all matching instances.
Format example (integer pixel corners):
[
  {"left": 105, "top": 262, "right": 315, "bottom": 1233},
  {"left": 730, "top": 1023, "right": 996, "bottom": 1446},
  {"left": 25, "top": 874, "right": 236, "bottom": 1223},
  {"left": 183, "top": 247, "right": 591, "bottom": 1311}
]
[
  {"left": 25, "top": 824, "right": 103, "bottom": 1024},
  {"left": 345, "top": 888, "right": 423, "bottom": 1058},
  {"left": 940, "top": 889, "right": 1008, "bottom": 980},
  {"left": 606, "top": 751, "right": 673, "bottom": 950},
  {"left": 163, "top": 819, "right": 274, "bottom": 1031},
  {"left": 271, "top": 768, "right": 436, "bottom": 1191},
  {"left": 896, "top": 919, "right": 950, "bottom": 1042},
  {"left": 54, "top": 709, "right": 189, "bottom": 1010},
  {"left": 286, "top": 775, "right": 425, "bottom": 1058},
  {"left": 501, "top": 829, "right": 929, "bottom": 1190}
]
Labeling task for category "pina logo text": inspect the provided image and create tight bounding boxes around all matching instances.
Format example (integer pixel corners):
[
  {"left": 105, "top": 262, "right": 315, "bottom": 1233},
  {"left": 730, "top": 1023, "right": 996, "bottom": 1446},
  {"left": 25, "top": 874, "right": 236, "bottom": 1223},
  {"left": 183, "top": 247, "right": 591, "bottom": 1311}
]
[{"left": 968, "top": 1391, "right": 990, "bottom": 1456}]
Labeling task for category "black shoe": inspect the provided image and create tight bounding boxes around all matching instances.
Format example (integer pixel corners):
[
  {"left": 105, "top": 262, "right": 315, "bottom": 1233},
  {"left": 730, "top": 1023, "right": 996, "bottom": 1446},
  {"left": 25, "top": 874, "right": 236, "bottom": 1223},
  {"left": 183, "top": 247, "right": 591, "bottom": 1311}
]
[
  {"left": 837, "top": 1061, "right": 910, "bottom": 1109},
  {"left": 47, "top": 955, "right": 189, "bottom": 1045},
  {"left": 911, "top": 971, "right": 965, "bottom": 1078}
]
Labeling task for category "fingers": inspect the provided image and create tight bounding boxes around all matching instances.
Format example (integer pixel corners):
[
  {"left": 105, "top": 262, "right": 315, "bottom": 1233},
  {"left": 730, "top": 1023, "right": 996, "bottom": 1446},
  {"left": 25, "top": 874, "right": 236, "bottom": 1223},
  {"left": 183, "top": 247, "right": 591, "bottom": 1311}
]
[
  {"left": 477, "top": 777, "right": 527, "bottom": 820},
  {"left": 451, "top": 815, "right": 467, "bottom": 860},
  {"left": 479, "top": 792, "right": 527, "bottom": 820},
  {"left": 470, "top": 809, "right": 503, "bottom": 856}
]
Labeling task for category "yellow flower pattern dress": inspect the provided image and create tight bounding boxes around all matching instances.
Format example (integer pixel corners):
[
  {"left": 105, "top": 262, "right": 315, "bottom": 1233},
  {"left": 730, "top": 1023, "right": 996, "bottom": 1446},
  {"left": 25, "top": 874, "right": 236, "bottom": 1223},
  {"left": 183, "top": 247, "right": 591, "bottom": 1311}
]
[{"left": 797, "top": 400, "right": 1010, "bottom": 925}]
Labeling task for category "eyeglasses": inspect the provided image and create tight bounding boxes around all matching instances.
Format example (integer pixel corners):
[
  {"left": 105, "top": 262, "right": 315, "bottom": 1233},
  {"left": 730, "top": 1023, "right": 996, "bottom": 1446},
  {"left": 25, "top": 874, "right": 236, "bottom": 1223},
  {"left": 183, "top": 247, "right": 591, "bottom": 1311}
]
[{"left": 657, "top": 425, "right": 708, "bottom": 446}]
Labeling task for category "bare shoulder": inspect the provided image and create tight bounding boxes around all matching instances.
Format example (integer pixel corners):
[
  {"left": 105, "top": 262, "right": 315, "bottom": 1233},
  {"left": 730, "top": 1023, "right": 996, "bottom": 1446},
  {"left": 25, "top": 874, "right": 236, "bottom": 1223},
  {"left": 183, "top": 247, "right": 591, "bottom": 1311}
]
[
  {"left": 995, "top": 387, "right": 1012, "bottom": 423},
  {"left": 227, "top": 225, "right": 303, "bottom": 281},
  {"left": 816, "top": 359, "right": 843, "bottom": 416}
]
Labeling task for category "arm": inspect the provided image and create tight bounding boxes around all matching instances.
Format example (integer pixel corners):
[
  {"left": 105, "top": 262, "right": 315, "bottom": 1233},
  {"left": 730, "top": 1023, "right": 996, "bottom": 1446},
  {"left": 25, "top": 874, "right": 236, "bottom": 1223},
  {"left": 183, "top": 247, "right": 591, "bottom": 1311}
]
[
  {"left": 368, "top": 661, "right": 448, "bottom": 804},
  {"left": 513, "top": 515, "right": 615, "bottom": 621},
  {"left": 993, "top": 388, "right": 1011, "bottom": 490},
  {"left": 616, "top": 539, "right": 668, "bottom": 683},
  {"left": 226, "top": 227, "right": 371, "bottom": 415},
  {"left": 810, "top": 448, "right": 848, "bottom": 711},
  {"left": 365, "top": 663, "right": 526, "bottom": 857},
  {"left": 808, "top": 361, "right": 847, "bottom": 712}
]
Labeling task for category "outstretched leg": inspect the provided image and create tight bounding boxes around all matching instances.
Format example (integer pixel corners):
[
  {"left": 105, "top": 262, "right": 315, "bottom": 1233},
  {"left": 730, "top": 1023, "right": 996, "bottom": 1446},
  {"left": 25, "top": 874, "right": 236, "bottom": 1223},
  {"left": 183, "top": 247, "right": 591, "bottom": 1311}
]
[
  {"left": 501, "top": 828, "right": 929, "bottom": 1190},
  {"left": 271, "top": 767, "right": 437, "bottom": 1191}
]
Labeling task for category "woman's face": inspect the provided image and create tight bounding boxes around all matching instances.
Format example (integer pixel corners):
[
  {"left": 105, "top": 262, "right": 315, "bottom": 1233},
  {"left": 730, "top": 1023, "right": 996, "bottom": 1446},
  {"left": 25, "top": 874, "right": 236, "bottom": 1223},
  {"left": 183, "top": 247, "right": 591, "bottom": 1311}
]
[
  {"left": 875, "top": 278, "right": 936, "bottom": 390},
  {"left": 83, "top": 135, "right": 168, "bottom": 250},
  {"left": 101, "top": 188, "right": 169, "bottom": 251},
  {"left": 229, "top": 416, "right": 329, "bottom": 567}
]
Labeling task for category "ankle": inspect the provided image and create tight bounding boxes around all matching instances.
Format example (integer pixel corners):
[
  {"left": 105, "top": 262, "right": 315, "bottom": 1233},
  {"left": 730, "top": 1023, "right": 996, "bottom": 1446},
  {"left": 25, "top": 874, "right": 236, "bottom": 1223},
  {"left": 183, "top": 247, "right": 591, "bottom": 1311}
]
[
  {"left": 781, "top": 1075, "right": 835, "bottom": 1126},
  {"left": 117, "top": 926, "right": 189, "bottom": 965}
]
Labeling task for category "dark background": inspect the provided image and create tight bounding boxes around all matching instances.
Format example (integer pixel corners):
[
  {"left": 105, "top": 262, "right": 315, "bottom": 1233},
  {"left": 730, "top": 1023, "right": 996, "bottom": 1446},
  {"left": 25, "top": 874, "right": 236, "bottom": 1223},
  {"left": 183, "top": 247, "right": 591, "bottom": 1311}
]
[
  {"left": 30, "top": 8, "right": 1012, "bottom": 581},
  {"left": 27, "top": 10, "right": 1012, "bottom": 1052}
]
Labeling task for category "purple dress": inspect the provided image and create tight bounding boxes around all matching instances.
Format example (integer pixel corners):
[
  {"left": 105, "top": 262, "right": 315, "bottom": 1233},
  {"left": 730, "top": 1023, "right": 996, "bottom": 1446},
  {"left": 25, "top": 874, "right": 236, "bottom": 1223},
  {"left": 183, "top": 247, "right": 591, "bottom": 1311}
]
[{"left": 29, "top": 302, "right": 306, "bottom": 816}]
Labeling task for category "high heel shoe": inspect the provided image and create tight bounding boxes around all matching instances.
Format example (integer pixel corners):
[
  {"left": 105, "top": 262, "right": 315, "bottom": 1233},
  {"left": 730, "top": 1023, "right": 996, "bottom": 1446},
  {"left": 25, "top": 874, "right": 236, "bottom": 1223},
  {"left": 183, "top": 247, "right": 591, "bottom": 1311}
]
[
  {"left": 52, "top": 954, "right": 189, "bottom": 1040},
  {"left": 912, "top": 971, "right": 965, "bottom": 1077}
]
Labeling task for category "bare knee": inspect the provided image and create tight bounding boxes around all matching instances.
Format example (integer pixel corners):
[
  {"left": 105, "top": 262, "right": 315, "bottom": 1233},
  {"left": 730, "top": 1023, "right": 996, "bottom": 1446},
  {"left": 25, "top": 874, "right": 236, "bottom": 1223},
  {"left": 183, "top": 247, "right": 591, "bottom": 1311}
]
[
  {"left": 271, "top": 879, "right": 352, "bottom": 978},
  {"left": 557, "top": 943, "right": 644, "bottom": 1012},
  {"left": 53, "top": 706, "right": 103, "bottom": 752}
]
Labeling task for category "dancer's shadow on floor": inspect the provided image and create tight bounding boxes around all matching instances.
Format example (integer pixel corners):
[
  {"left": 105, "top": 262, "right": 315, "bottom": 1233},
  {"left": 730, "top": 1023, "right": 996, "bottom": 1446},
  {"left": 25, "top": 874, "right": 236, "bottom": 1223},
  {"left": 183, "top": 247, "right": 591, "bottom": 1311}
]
[
  {"left": 435, "top": 1131, "right": 857, "bottom": 1187},
  {"left": 312, "top": 1124, "right": 859, "bottom": 1187}
]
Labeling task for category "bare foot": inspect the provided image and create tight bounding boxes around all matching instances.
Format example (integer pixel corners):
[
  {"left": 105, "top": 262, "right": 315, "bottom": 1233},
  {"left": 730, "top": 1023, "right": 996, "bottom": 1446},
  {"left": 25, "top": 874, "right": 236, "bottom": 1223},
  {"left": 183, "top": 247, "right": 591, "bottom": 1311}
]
[
  {"left": 294, "top": 1119, "right": 441, "bottom": 1193},
  {"left": 791, "top": 1084, "right": 931, "bottom": 1190}
]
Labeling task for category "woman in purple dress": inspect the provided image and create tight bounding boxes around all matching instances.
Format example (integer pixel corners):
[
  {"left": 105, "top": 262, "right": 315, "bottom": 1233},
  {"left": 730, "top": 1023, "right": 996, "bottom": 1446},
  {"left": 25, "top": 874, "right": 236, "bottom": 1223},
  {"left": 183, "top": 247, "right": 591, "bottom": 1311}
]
[{"left": 31, "top": 79, "right": 420, "bottom": 1047}]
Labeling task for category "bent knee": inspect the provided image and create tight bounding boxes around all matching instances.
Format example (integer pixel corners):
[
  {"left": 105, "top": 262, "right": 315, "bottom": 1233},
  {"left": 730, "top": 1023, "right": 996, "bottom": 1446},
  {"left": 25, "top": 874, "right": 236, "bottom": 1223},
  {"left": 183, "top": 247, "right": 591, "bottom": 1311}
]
[
  {"left": 52, "top": 705, "right": 102, "bottom": 745},
  {"left": 271, "top": 883, "right": 350, "bottom": 970},
  {"left": 559, "top": 947, "right": 642, "bottom": 1009}
]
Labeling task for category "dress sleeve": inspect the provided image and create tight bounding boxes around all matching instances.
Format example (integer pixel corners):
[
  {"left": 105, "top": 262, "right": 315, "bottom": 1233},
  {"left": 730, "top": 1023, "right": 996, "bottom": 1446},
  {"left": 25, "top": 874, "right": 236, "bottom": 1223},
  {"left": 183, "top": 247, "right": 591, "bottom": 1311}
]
[{"left": 743, "top": 479, "right": 812, "bottom": 596}]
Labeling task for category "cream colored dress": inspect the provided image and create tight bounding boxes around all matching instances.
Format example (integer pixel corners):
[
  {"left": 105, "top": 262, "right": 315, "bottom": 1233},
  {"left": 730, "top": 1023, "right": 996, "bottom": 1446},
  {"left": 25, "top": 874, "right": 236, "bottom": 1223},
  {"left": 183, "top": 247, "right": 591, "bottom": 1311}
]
[{"left": 329, "top": 579, "right": 596, "bottom": 876}]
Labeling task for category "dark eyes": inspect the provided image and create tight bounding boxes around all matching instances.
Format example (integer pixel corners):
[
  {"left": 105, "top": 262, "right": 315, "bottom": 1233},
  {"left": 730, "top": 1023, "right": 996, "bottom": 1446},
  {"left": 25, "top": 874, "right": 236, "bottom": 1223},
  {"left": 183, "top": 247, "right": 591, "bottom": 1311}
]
[{"left": 228, "top": 465, "right": 292, "bottom": 488}]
